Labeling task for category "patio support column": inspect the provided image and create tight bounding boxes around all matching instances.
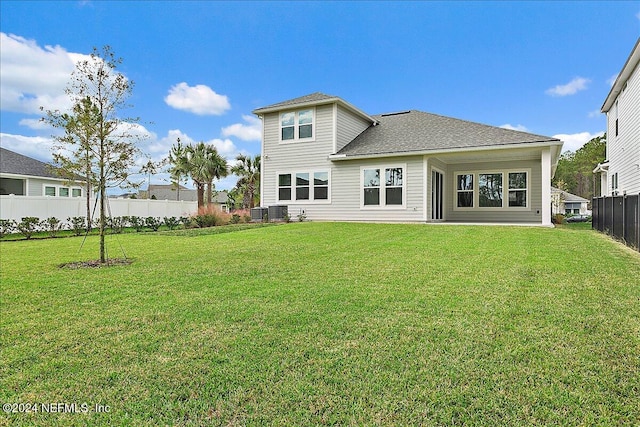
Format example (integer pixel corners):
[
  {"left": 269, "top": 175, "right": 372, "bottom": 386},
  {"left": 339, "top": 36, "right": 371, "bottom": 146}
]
[{"left": 541, "top": 147, "right": 552, "bottom": 226}]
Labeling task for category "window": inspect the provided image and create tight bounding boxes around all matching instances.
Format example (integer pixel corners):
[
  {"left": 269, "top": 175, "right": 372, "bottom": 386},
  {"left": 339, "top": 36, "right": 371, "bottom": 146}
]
[
  {"left": 72, "top": 188, "right": 82, "bottom": 197},
  {"left": 59, "top": 187, "right": 70, "bottom": 197},
  {"left": 612, "top": 172, "right": 619, "bottom": 193},
  {"left": 456, "top": 174, "right": 474, "bottom": 208},
  {"left": 314, "top": 172, "right": 328, "bottom": 200},
  {"left": 454, "top": 169, "right": 529, "bottom": 210},
  {"left": 280, "top": 109, "right": 314, "bottom": 142},
  {"left": 278, "top": 174, "right": 292, "bottom": 200},
  {"left": 479, "top": 173, "right": 503, "bottom": 207},
  {"left": 278, "top": 170, "right": 330, "bottom": 202},
  {"left": 363, "top": 168, "right": 380, "bottom": 206},
  {"left": 296, "top": 173, "right": 310, "bottom": 200},
  {"left": 385, "top": 168, "right": 403, "bottom": 205},
  {"left": 508, "top": 172, "right": 527, "bottom": 207},
  {"left": 362, "top": 165, "right": 405, "bottom": 207},
  {"left": 44, "top": 186, "right": 56, "bottom": 196}
]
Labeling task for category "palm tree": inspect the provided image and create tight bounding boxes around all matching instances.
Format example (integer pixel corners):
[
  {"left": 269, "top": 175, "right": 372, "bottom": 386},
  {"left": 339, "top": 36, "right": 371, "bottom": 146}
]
[
  {"left": 231, "top": 154, "right": 261, "bottom": 209},
  {"left": 168, "top": 140, "right": 228, "bottom": 208},
  {"left": 201, "top": 145, "right": 228, "bottom": 206}
]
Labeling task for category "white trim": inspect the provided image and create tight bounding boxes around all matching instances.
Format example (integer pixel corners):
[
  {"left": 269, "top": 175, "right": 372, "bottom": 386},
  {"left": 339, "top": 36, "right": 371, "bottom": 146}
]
[
  {"left": 422, "top": 157, "right": 429, "bottom": 222},
  {"left": 276, "top": 169, "right": 331, "bottom": 204},
  {"left": 278, "top": 108, "right": 316, "bottom": 144},
  {"left": 329, "top": 140, "right": 564, "bottom": 161},
  {"left": 42, "top": 183, "right": 83, "bottom": 198},
  {"left": 359, "top": 163, "right": 407, "bottom": 209},
  {"left": 332, "top": 103, "right": 338, "bottom": 154},
  {"left": 541, "top": 148, "right": 551, "bottom": 225},
  {"left": 453, "top": 168, "right": 532, "bottom": 212}
]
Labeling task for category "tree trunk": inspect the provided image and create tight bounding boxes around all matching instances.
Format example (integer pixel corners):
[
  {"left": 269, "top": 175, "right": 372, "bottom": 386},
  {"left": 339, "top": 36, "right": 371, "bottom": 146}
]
[
  {"left": 247, "top": 182, "right": 255, "bottom": 209},
  {"left": 206, "top": 181, "right": 213, "bottom": 206},
  {"left": 99, "top": 179, "right": 106, "bottom": 263},
  {"left": 196, "top": 183, "right": 204, "bottom": 208}
]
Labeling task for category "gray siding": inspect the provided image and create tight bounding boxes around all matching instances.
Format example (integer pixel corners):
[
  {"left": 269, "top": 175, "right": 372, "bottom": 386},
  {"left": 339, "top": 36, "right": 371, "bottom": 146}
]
[
  {"left": 262, "top": 104, "right": 335, "bottom": 208},
  {"left": 336, "top": 105, "right": 372, "bottom": 152},
  {"left": 607, "top": 58, "right": 640, "bottom": 196}
]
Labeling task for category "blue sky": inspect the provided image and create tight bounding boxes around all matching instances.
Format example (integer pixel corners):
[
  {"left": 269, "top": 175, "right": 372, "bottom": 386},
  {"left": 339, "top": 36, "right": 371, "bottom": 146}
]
[{"left": 1, "top": 1, "right": 639, "bottom": 191}]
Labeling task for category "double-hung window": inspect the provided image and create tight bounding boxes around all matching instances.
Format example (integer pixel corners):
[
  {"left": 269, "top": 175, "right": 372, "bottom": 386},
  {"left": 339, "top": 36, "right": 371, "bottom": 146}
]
[
  {"left": 456, "top": 174, "right": 474, "bottom": 208},
  {"left": 278, "top": 170, "right": 329, "bottom": 202},
  {"left": 508, "top": 172, "right": 527, "bottom": 207},
  {"left": 362, "top": 165, "right": 405, "bottom": 207},
  {"left": 280, "top": 109, "right": 314, "bottom": 142}
]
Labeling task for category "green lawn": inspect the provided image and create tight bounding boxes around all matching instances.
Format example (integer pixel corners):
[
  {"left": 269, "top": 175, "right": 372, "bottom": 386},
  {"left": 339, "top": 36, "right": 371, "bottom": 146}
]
[{"left": 1, "top": 223, "right": 638, "bottom": 426}]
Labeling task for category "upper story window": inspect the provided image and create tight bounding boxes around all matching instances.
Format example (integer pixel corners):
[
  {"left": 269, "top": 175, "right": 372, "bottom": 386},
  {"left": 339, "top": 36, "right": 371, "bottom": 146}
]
[{"left": 280, "top": 109, "right": 314, "bottom": 142}]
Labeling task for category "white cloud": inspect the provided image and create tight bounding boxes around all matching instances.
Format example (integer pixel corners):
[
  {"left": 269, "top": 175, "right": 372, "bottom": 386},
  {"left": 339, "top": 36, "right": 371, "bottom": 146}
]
[
  {"left": 221, "top": 115, "right": 262, "bottom": 141},
  {"left": 606, "top": 73, "right": 618, "bottom": 87},
  {"left": 553, "top": 131, "right": 604, "bottom": 153},
  {"left": 19, "top": 118, "right": 51, "bottom": 130},
  {"left": 545, "top": 77, "right": 591, "bottom": 97},
  {"left": 164, "top": 82, "right": 231, "bottom": 115},
  {"left": 499, "top": 124, "right": 530, "bottom": 132},
  {"left": 587, "top": 109, "right": 602, "bottom": 119},
  {"left": 0, "top": 133, "right": 56, "bottom": 163},
  {"left": 0, "top": 32, "right": 91, "bottom": 114}
]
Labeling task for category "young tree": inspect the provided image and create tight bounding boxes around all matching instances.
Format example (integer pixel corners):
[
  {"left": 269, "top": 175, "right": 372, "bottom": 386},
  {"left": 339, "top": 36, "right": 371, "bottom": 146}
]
[
  {"left": 44, "top": 96, "right": 100, "bottom": 231},
  {"left": 231, "top": 154, "right": 261, "bottom": 209},
  {"left": 43, "top": 46, "right": 144, "bottom": 263}
]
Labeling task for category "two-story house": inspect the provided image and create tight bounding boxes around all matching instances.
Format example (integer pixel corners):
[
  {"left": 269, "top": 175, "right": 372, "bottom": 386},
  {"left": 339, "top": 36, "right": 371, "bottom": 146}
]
[
  {"left": 594, "top": 37, "right": 640, "bottom": 196},
  {"left": 253, "top": 93, "right": 563, "bottom": 225}
]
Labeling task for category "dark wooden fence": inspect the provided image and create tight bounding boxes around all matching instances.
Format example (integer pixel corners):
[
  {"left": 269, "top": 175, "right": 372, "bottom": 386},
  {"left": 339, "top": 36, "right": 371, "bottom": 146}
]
[{"left": 592, "top": 194, "right": 640, "bottom": 251}]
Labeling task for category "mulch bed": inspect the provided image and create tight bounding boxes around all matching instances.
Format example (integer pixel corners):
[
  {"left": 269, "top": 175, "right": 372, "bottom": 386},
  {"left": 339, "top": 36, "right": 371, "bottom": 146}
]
[{"left": 59, "top": 258, "right": 133, "bottom": 269}]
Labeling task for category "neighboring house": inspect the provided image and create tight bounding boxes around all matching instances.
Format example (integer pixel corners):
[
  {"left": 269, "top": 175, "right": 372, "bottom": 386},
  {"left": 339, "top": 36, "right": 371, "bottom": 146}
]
[
  {"left": 0, "top": 147, "right": 86, "bottom": 198},
  {"left": 253, "top": 92, "right": 563, "bottom": 225},
  {"left": 143, "top": 184, "right": 198, "bottom": 201},
  {"left": 594, "top": 37, "right": 640, "bottom": 196},
  {"left": 551, "top": 187, "right": 590, "bottom": 216}
]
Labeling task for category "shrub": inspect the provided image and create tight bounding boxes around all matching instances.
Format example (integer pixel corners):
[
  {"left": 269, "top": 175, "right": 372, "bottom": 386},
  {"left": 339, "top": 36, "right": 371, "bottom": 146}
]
[
  {"left": 192, "top": 205, "right": 231, "bottom": 228},
  {"left": 129, "top": 216, "right": 145, "bottom": 232},
  {"left": 109, "top": 216, "right": 127, "bottom": 234},
  {"left": 43, "top": 217, "right": 62, "bottom": 237},
  {"left": 145, "top": 216, "right": 162, "bottom": 231},
  {"left": 68, "top": 216, "right": 87, "bottom": 236},
  {"left": 0, "top": 219, "right": 16, "bottom": 238},
  {"left": 553, "top": 213, "right": 565, "bottom": 225},
  {"left": 230, "top": 213, "right": 241, "bottom": 224},
  {"left": 164, "top": 216, "right": 180, "bottom": 230},
  {"left": 180, "top": 216, "right": 194, "bottom": 229},
  {"left": 243, "top": 214, "right": 252, "bottom": 223},
  {"left": 17, "top": 217, "right": 40, "bottom": 239},
  {"left": 283, "top": 213, "right": 291, "bottom": 223},
  {"left": 297, "top": 212, "right": 307, "bottom": 222}
]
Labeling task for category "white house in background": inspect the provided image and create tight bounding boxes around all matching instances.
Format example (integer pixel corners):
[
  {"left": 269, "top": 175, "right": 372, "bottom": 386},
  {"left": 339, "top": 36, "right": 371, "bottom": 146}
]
[
  {"left": 253, "top": 92, "right": 563, "bottom": 225},
  {"left": 551, "top": 187, "right": 590, "bottom": 216},
  {"left": 594, "top": 37, "right": 640, "bottom": 196},
  {"left": 0, "top": 147, "right": 87, "bottom": 198}
]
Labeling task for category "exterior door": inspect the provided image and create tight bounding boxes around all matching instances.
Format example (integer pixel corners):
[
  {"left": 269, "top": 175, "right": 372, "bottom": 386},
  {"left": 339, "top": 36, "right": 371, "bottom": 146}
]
[{"left": 431, "top": 170, "right": 444, "bottom": 220}]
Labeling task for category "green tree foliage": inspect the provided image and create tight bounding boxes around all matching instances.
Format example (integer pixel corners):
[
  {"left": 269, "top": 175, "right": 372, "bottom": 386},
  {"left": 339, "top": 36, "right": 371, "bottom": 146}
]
[
  {"left": 553, "top": 134, "right": 606, "bottom": 200},
  {"left": 43, "top": 46, "right": 145, "bottom": 263},
  {"left": 167, "top": 140, "right": 228, "bottom": 208},
  {"left": 231, "top": 154, "right": 261, "bottom": 209}
]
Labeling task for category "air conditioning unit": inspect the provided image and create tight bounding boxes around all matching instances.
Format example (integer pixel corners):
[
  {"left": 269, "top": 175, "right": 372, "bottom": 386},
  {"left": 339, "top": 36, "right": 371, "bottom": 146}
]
[
  {"left": 250, "top": 207, "right": 268, "bottom": 222},
  {"left": 268, "top": 205, "right": 288, "bottom": 221}
]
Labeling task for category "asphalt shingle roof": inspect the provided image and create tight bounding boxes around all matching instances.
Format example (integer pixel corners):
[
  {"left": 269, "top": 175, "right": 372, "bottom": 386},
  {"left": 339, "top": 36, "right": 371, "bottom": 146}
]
[
  {"left": 337, "top": 110, "right": 561, "bottom": 157},
  {"left": 253, "top": 92, "right": 338, "bottom": 113},
  {"left": 0, "top": 147, "right": 60, "bottom": 178}
]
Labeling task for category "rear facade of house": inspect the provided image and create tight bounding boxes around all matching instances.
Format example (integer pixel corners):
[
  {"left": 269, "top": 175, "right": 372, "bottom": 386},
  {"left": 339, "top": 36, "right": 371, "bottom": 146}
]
[{"left": 254, "top": 93, "right": 563, "bottom": 225}]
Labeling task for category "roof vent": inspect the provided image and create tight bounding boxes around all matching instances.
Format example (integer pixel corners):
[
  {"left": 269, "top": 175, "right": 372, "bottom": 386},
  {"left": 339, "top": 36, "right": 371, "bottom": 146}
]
[{"left": 380, "top": 111, "right": 411, "bottom": 117}]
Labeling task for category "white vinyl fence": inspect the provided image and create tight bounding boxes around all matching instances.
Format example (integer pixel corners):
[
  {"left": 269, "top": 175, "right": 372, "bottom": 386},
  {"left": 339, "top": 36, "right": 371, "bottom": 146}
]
[{"left": 0, "top": 195, "right": 197, "bottom": 222}]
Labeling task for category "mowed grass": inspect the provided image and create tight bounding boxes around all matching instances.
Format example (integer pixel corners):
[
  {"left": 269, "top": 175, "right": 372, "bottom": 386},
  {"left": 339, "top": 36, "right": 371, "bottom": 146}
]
[{"left": 1, "top": 222, "right": 639, "bottom": 426}]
